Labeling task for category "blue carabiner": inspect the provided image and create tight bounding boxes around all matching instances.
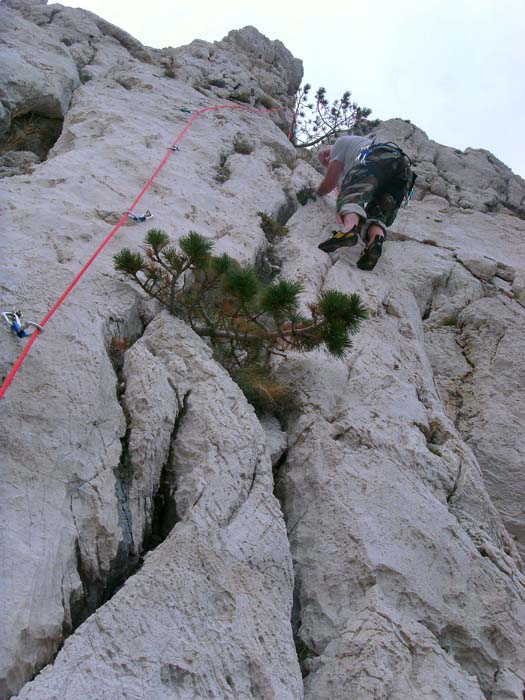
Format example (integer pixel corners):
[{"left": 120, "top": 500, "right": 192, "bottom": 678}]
[
  {"left": 2, "top": 311, "right": 43, "bottom": 338},
  {"left": 357, "top": 143, "right": 373, "bottom": 165},
  {"left": 125, "top": 209, "right": 153, "bottom": 222}
]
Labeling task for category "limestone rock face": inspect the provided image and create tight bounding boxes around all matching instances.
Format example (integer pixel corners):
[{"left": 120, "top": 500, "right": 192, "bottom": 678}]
[
  {"left": 276, "top": 197, "right": 525, "bottom": 698},
  {"left": 0, "top": 5, "right": 80, "bottom": 134},
  {"left": 372, "top": 119, "right": 525, "bottom": 217},
  {"left": 1, "top": 3, "right": 525, "bottom": 700},
  {"left": 15, "top": 314, "right": 303, "bottom": 700},
  {"left": 157, "top": 25, "right": 302, "bottom": 134}
]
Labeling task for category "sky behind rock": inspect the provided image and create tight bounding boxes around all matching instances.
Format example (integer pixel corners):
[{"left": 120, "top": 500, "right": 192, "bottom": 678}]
[{"left": 58, "top": 0, "right": 525, "bottom": 177}]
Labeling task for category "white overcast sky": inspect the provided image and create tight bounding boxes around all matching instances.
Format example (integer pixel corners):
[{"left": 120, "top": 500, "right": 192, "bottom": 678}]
[{"left": 57, "top": 0, "right": 525, "bottom": 177}]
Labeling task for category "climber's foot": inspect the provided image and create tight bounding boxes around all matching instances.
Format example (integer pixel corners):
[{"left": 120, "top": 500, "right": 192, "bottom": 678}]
[
  {"left": 356, "top": 236, "right": 384, "bottom": 271},
  {"left": 318, "top": 227, "right": 359, "bottom": 253}
]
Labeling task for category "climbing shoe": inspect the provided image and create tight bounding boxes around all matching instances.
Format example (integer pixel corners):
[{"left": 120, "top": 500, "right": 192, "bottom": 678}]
[
  {"left": 318, "top": 227, "right": 359, "bottom": 253},
  {"left": 356, "top": 236, "right": 384, "bottom": 271}
]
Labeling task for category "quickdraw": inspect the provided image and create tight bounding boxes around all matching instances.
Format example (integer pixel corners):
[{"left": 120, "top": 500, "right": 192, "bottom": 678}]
[
  {"left": 124, "top": 209, "right": 153, "bottom": 222},
  {"left": 357, "top": 140, "right": 376, "bottom": 165},
  {"left": 2, "top": 310, "right": 44, "bottom": 338},
  {"left": 404, "top": 172, "right": 418, "bottom": 208}
]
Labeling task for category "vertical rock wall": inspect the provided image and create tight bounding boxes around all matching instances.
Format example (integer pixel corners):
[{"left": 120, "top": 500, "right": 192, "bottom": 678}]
[{"left": 1, "top": 2, "right": 524, "bottom": 699}]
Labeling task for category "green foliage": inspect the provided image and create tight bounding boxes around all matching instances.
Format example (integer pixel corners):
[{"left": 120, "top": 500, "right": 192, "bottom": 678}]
[
  {"left": 178, "top": 231, "right": 213, "bottom": 267},
  {"left": 214, "top": 160, "right": 231, "bottom": 184},
  {"left": 210, "top": 252, "right": 234, "bottom": 276},
  {"left": 114, "top": 230, "right": 368, "bottom": 413},
  {"left": 322, "top": 321, "right": 353, "bottom": 358},
  {"left": 222, "top": 264, "right": 259, "bottom": 304},
  {"left": 260, "top": 280, "right": 302, "bottom": 318},
  {"left": 145, "top": 228, "right": 170, "bottom": 252},
  {"left": 161, "top": 246, "right": 184, "bottom": 272},
  {"left": 318, "top": 290, "right": 368, "bottom": 329},
  {"left": 291, "top": 83, "right": 373, "bottom": 148},
  {"left": 163, "top": 67, "right": 176, "bottom": 78},
  {"left": 295, "top": 638, "right": 314, "bottom": 666},
  {"left": 113, "top": 248, "right": 144, "bottom": 276},
  {"left": 258, "top": 212, "right": 288, "bottom": 240},
  {"left": 296, "top": 186, "right": 317, "bottom": 206}
]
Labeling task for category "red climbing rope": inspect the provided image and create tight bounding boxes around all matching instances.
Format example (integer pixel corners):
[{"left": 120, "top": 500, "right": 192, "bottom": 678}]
[{"left": 0, "top": 103, "right": 288, "bottom": 401}]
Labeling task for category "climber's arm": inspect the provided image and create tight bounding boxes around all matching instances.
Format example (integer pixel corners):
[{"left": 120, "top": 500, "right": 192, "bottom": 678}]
[{"left": 316, "top": 160, "right": 343, "bottom": 196}]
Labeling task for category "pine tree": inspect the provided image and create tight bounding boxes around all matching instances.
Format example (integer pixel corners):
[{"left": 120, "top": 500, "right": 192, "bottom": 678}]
[
  {"left": 290, "top": 84, "right": 377, "bottom": 148},
  {"left": 114, "top": 230, "right": 368, "bottom": 411}
]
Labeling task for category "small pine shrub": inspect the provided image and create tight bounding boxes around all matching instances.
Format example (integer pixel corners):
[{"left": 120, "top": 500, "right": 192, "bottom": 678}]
[
  {"left": 114, "top": 230, "right": 368, "bottom": 413},
  {"left": 290, "top": 83, "right": 373, "bottom": 148}
]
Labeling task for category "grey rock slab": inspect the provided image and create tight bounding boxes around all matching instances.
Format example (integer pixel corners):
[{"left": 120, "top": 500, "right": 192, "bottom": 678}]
[
  {"left": 0, "top": 5, "right": 80, "bottom": 126},
  {"left": 453, "top": 296, "right": 525, "bottom": 555},
  {"left": 2, "top": 2, "right": 525, "bottom": 699},
  {"left": 166, "top": 25, "right": 302, "bottom": 132},
  {"left": 276, "top": 202, "right": 525, "bottom": 698},
  {"left": 372, "top": 119, "right": 525, "bottom": 217},
  {"left": 121, "top": 340, "right": 179, "bottom": 553},
  {"left": 14, "top": 314, "right": 302, "bottom": 700},
  {"left": 304, "top": 604, "right": 487, "bottom": 700},
  {"left": 0, "top": 5, "right": 302, "bottom": 696}
]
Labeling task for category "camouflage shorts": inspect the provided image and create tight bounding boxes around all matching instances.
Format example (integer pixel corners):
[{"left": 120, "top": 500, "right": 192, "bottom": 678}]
[{"left": 337, "top": 144, "right": 413, "bottom": 232}]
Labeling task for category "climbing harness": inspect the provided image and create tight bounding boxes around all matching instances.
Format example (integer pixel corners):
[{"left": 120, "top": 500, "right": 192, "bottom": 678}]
[
  {"left": 357, "top": 140, "right": 417, "bottom": 208},
  {"left": 124, "top": 209, "right": 153, "bottom": 222},
  {"left": 358, "top": 141, "right": 412, "bottom": 166},
  {"left": 2, "top": 310, "right": 44, "bottom": 338}
]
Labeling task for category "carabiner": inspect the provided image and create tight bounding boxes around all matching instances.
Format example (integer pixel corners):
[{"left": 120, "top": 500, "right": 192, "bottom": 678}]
[{"left": 2, "top": 310, "right": 44, "bottom": 338}]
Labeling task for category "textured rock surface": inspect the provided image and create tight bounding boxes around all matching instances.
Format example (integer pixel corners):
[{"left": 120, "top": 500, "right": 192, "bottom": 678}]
[
  {"left": 275, "top": 193, "right": 525, "bottom": 698},
  {"left": 0, "top": 4, "right": 80, "bottom": 135},
  {"left": 0, "top": 4, "right": 301, "bottom": 698},
  {"left": 374, "top": 119, "right": 525, "bottom": 217},
  {"left": 15, "top": 314, "right": 302, "bottom": 700},
  {"left": 367, "top": 121, "right": 525, "bottom": 564},
  {"left": 1, "top": 2, "right": 525, "bottom": 699}
]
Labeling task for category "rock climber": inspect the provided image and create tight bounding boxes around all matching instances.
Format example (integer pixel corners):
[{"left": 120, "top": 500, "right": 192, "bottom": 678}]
[{"left": 315, "top": 134, "right": 415, "bottom": 270}]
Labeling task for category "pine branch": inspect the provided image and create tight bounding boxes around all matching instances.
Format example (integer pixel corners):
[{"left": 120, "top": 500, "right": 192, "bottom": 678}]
[
  {"left": 292, "top": 83, "right": 373, "bottom": 148},
  {"left": 114, "top": 231, "right": 368, "bottom": 413}
]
